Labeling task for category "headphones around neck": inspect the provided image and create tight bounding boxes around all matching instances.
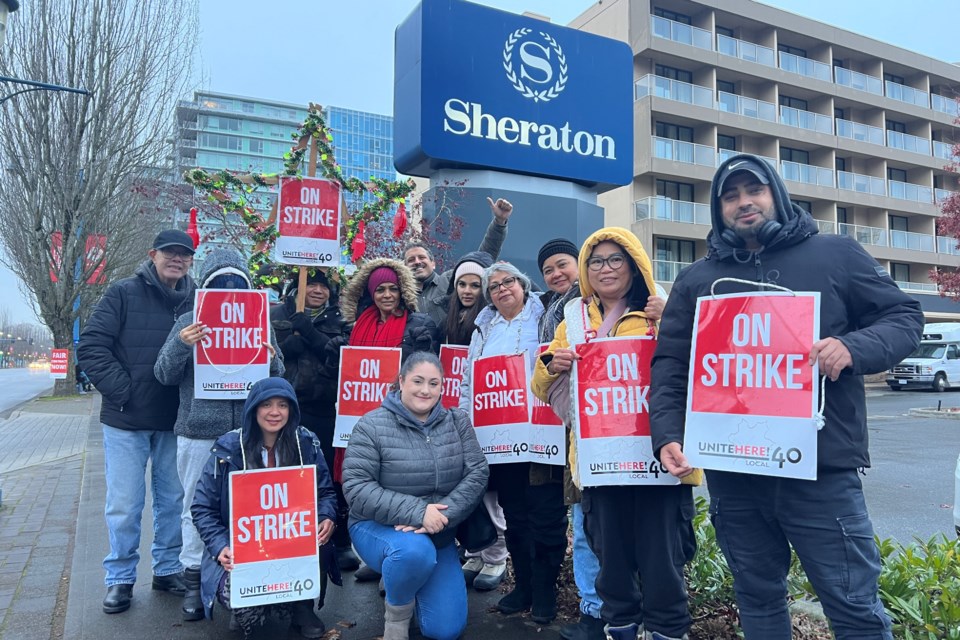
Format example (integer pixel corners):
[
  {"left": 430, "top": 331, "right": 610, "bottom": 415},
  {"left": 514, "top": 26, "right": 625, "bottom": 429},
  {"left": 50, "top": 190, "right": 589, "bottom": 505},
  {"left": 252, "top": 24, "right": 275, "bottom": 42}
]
[{"left": 720, "top": 219, "right": 783, "bottom": 249}]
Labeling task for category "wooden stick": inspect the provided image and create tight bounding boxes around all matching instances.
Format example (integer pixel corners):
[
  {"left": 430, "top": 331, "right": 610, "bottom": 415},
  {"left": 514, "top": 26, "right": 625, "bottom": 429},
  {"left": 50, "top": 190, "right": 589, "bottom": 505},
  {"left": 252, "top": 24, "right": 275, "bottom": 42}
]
[{"left": 296, "top": 133, "right": 321, "bottom": 313}]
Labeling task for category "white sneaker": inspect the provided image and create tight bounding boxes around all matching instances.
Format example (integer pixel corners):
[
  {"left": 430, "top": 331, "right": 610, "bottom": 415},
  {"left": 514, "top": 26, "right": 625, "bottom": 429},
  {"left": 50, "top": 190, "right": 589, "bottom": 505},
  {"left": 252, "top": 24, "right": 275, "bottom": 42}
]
[
  {"left": 472, "top": 562, "right": 506, "bottom": 591},
  {"left": 462, "top": 557, "right": 484, "bottom": 583}
]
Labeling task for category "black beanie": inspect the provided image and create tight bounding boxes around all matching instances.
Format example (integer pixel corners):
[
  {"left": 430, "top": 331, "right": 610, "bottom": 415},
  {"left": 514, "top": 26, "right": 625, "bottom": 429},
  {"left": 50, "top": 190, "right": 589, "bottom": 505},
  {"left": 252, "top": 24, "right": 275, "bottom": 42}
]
[{"left": 537, "top": 238, "right": 579, "bottom": 273}]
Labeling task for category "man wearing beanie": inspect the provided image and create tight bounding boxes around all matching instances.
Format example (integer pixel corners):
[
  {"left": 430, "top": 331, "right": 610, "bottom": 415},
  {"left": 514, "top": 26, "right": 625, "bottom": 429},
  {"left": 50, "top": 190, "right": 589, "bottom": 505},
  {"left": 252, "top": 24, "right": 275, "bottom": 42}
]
[
  {"left": 404, "top": 196, "right": 514, "bottom": 326},
  {"left": 270, "top": 268, "right": 356, "bottom": 570}
]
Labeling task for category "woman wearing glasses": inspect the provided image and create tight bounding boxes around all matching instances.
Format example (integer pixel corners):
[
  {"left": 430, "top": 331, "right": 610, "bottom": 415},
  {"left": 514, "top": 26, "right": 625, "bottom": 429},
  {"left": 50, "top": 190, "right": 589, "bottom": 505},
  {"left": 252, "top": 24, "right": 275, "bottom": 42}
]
[
  {"left": 531, "top": 229, "right": 696, "bottom": 640},
  {"left": 458, "top": 262, "right": 567, "bottom": 624}
]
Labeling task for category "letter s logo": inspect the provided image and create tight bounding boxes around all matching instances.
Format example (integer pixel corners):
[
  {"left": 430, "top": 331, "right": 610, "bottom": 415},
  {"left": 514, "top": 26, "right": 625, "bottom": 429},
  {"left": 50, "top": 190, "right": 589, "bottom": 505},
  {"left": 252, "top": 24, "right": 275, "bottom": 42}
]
[{"left": 519, "top": 41, "right": 552, "bottom": 84}]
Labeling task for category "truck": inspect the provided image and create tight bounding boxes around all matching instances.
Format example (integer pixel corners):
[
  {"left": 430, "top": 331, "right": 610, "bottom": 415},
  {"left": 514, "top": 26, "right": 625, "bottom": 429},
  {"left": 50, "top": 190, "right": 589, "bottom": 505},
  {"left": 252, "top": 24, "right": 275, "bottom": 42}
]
[{"left": 886, "top": 322, "right": 960, "bottom": 392}]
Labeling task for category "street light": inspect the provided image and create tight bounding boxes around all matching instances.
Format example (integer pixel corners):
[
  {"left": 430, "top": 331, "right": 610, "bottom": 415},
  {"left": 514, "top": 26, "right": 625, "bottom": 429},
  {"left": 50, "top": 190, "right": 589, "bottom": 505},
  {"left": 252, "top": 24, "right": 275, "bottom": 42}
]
[{"left": 0, "top": 0, "right": 18, "bottom": 50}]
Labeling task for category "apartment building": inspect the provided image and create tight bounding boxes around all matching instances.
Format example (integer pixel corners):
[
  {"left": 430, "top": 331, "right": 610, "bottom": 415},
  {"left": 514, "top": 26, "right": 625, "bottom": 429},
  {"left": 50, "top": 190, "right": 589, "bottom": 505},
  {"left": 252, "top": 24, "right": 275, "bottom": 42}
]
[{"left": 570, "top": 0, "right": 960, "bottom": 320}]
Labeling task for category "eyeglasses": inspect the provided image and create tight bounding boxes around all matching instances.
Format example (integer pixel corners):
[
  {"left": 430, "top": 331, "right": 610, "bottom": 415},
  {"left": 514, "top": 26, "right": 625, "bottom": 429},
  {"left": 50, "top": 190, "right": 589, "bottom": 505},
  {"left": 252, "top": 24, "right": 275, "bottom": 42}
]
[
  {"left": 159, "top": 248, "right": 193, "bottom": 260},
  {"left": 586, "top": 254, "right": 627, "bottom": 272},
  {"left": 487, "top": 276, "right": 518, "bottom": 294}
]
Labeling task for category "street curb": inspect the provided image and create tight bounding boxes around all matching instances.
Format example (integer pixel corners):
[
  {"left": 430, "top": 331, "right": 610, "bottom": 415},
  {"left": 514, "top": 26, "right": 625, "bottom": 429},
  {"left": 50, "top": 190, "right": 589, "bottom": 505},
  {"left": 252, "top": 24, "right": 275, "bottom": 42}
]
[{"left": 909, "top": 407, "right": 960, "bottom": 419}]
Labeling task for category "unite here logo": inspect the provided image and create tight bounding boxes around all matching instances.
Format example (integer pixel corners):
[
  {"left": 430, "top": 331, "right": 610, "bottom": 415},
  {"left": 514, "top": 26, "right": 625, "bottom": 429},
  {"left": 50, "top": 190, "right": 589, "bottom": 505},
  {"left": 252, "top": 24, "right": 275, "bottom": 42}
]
[{"left": 441, "top": 27, "right": 617, "bottom": 161}]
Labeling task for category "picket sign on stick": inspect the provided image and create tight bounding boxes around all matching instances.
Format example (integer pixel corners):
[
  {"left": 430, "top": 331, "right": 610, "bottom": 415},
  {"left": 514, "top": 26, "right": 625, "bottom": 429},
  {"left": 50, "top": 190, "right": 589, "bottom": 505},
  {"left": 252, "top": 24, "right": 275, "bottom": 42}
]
[{"left": 295, "top": 136, "right": 320, "bottom": 313}]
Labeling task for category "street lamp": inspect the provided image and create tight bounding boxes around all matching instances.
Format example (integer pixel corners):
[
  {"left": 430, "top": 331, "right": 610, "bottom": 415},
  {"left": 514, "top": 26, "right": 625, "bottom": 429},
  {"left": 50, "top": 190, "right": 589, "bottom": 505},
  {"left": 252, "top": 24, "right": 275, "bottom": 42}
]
[{"left": 0, "top": 0, "right": 18, "bottom": 50}]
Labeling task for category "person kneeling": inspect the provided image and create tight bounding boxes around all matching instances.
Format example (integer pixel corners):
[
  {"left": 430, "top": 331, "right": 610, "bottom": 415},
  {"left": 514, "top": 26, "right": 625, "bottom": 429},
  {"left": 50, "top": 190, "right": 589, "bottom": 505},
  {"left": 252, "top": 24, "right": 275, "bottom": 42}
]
[
  {"left": 342, "top": 352, "right": 489, "bottom": 640},
  {"left": 191, "top": 378, "right": 337, "bottom": 639}
]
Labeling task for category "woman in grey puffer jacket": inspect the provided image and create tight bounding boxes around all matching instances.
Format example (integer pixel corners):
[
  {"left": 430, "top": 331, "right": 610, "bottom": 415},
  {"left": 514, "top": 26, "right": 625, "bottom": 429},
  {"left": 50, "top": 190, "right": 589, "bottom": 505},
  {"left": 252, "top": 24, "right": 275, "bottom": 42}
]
[{"left": 342, "top": 352, "right": 488, "bottom": 640}]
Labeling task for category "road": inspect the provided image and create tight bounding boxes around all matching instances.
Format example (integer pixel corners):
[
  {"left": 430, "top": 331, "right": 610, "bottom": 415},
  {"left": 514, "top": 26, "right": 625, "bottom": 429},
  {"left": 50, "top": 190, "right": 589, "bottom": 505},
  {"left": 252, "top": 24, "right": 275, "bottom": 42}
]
[{"left": 0, "top": 367, "right": 54, "bottom": 417}]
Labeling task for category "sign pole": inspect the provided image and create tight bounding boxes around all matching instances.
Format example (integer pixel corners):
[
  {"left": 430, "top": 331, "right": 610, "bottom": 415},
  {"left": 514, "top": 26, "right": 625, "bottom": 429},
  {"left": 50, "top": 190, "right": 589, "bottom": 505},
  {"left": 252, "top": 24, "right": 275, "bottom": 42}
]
[{"left": 295, "top": 114, "right": 322, "bottom": 314}]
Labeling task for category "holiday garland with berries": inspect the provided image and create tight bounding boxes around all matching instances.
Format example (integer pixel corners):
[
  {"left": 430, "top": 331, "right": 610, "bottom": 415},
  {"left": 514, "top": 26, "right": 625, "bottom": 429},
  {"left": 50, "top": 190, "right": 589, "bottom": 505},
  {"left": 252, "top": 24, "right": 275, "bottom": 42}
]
[{"left": 183, "top": 103, "right": 415, "bottom": 287}]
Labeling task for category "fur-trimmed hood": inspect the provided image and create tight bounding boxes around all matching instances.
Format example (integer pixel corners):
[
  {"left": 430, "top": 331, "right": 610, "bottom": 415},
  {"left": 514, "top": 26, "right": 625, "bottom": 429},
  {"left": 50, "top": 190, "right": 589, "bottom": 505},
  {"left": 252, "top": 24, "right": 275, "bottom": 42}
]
[{"left": 339, "top": 258, "right": 420, "bottom": 322}]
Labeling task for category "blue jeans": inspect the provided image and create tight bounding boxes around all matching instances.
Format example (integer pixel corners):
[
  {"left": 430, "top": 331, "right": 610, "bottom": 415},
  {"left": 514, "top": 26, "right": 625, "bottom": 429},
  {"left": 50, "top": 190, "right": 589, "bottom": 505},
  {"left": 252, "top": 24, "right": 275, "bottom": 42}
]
[
  {"left": 102, "top": 425, "right": 183, "bottom": 586},
  {"left": 571, "top": 503, "right": 602, "bottom": 618},
  {"left": 708, "top": 469, "right": 893, "bottom": 640},
  {"left": 350, "top": 520, "right": 466, "bottom": 640}
]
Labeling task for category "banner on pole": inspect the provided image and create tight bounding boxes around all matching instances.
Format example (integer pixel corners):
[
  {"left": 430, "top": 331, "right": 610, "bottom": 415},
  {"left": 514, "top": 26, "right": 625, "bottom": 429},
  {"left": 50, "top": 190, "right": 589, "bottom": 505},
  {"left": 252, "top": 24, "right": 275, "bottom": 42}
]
[
  {"left": 228, "top": 466, "right": 320, "bottom": 608},
  {"left": 684, "top": 292, "right": 821, "bottom": 480},
  {"left": 84, "top": 234, "right": 107, "bottom": 285},
  {"left": 333, "top": 346, "right": 401, "bottom": 447},
  {"left": 573, "top": 337, "right": 676, "bottom": 486},
  {"left": 439, "top": 345, "right": 469, "bottom": 409},
  {"left": 193, "top": 290, "right": 271, "bottom": 400},
  {"left": 274, "top": 177, "right": 341, "bottom": 267},
  {"left": 50, "top": 349, "right": 69, "bottom": 379}
]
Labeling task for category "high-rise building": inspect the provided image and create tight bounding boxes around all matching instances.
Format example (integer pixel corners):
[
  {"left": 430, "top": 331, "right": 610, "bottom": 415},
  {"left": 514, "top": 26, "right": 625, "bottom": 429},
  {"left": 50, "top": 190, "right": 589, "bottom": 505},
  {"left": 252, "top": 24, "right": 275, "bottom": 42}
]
[
  {"left": 174, "top": 92, "right": 395, "bottom": 264},
  {"left": 570, "top": 0, "right": 960, "bottom": 320}
]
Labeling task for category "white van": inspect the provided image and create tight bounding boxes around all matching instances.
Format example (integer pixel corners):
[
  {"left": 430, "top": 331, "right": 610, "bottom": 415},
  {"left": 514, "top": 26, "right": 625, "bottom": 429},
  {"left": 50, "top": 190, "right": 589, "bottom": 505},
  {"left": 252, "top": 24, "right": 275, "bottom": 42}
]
[{"left": 886, "top": 323, "right": 960, "bottom": 392}]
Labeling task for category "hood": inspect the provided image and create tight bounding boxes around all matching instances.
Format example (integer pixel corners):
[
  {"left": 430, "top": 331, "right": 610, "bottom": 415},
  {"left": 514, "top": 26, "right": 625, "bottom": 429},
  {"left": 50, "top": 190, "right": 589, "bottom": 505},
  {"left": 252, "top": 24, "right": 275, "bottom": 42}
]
[
  {"left": 577, "top": 227, "right": 657, "bottom": 304},
  {"left": 135, "top": 259, "right": 194, "bottom": 296},
  {"left": 198, "top": 248, "right": 253, "bottom": 289},
  {"left": 708, "top": 153, "right": 818, "bottom": 260},
  {"left": 382, "top": 389, "right": 445, "bottom": 430},
  {"left": 340, "top": 258, "right": 420, "bottom": 322},
  {"left": 445, "top": 251, "right": 495, "bottom": 295},
  {"left": 241, "top": 377, "right": 301, "bottom": 436}
]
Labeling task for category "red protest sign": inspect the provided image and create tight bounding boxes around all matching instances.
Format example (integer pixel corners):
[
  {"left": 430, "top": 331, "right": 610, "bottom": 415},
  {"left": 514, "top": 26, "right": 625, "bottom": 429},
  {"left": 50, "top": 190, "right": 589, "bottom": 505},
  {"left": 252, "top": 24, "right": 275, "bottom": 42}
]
[
  {"left": 575, "top": 338, "right": 655, "bottom": 438},
  {"left": 691, "top": 294, "right": 816, "bottom": 418},
  {"left": 50, "top": 349, "right": 69, "bottom": 379},
  {"left": 532, "top": 344, "right": 562, "bottom": 426},
  {"left": 195, "top": 290, "right": 270, "bottom": 367},
  {"left": 84, "top": 234, "right": 107, "bottom": 285},
  {"left": 337, "top": 347, "right": 401, "bottom": 417},
  {"left": 471, "top": 353, "right": 529, "bottom": 428},
  {"left": 439, "top": 345, "right": 469, "bottom": 409},
  {"left": 49, "top": 231, "right": 63, "bottom": 283},
  {"left": 278, "top": 177, "right": 339, "bottom": 240},
  {"left": 230, "top": 467, "right": 317, "bottom": 564}
]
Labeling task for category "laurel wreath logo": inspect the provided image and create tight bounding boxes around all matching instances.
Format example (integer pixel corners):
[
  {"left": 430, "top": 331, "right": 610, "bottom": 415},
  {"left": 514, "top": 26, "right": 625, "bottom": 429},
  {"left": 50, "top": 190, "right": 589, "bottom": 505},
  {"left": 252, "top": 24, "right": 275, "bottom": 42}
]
[{"left": 503, "top": 28, "right": 568, "bottom": 103}]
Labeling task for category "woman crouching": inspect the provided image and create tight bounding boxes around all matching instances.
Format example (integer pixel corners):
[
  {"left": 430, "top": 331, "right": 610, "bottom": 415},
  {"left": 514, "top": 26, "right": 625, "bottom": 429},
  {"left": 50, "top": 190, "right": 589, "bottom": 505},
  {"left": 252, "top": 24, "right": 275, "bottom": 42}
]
[{"left": 342, "top": 352, "right": 489, "bottom": 640}]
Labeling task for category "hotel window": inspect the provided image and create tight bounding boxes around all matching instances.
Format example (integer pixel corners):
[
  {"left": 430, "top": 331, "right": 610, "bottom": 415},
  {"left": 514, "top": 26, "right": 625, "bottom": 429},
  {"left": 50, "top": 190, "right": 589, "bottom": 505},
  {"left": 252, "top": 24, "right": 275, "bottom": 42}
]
[
  {"left": 656, "top": 179, "right": 694, "bottom": 202},
  {"left": 886, "top": 119, "right": 906, "bottom": 133},
  {"left": 655, "top": 122, "right": 694, "bottom": 142},
  {"left": 653, "top": 7, "right": 691, "bottom": 24},
  {"left": 837, "top": 207, "right": 848, "bottom": 224},
  {"left": 791, "top": 200, "right": 812, "bottom": 213},
  {"left": 778, "top": 43, "right": 806, "bottom": 57},
  {"left": 716, "top": 25, "right": 734, "bottom": 37},
  {"left": 889, "top": 215, "right": 908, "bottom": 232},
  {"left": 779, "top": 95, "right": 808, "bottom": 111},
  {"left": 888, "top": 167, "right": 907, "bottom": 182},
  {"left": 891, "top": 263, "right": 910, "bottom": 282},
  {"left": 835, "top": 157, "right": 847, "bottom": 172},
  {"left": 717, "top": 80, "right": 736, "bottom": 94},
  {"left": 884, "top": 72, "right": 905, "bottom": 85},
  {"left": 834, "top": 107, "right": 845, "bottom": 120},
  {"left": 781, "top": 147, "right": 810, "bottom": 164},
  {"left": 717, "top": 134, "right": 737, "bottom": 151},
  {"left": 655, "top": 64, "right": 692, "bottom": 84},
  {"left": 656, "top": 238, "right": 695, "bottom": 263}
]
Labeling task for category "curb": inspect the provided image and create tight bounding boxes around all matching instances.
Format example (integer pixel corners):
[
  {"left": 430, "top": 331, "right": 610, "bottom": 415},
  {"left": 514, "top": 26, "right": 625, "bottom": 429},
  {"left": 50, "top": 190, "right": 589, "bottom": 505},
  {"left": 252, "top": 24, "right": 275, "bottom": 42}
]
[{"left": 908, "top": 407, "right": 960, "bottom": 419}]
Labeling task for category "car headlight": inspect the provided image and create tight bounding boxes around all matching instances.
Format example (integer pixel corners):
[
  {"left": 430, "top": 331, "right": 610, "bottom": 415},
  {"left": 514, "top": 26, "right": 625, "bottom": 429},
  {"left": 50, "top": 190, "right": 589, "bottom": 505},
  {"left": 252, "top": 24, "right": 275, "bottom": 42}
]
[{"left": 922, "top": 366, "right": 934, "bottom": 374}]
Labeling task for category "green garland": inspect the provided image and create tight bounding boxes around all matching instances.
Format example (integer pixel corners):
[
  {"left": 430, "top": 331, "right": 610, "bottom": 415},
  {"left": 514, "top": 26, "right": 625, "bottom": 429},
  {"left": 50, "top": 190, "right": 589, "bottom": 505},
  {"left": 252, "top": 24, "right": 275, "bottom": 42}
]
[{"left": 183, "top": 104, "right": 415, "bottom": 286}]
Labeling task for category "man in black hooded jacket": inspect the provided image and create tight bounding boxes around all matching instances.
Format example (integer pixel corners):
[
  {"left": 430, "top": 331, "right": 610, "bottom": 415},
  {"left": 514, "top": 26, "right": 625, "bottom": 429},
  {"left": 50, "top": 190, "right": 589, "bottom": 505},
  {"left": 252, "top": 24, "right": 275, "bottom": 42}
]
[{"left": 650, "top": 154, "right": 923, "bottom": 640}]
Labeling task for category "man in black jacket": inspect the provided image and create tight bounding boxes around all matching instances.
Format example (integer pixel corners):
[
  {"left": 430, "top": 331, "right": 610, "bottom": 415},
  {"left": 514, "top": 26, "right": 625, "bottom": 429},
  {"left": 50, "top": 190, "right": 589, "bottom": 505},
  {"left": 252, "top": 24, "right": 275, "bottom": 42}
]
[
  {"left": 78, "top": 230, "right": 197, "bottom": 615},
  {"left": 650, "top": 155, "right": 923, "bottom": 640}
]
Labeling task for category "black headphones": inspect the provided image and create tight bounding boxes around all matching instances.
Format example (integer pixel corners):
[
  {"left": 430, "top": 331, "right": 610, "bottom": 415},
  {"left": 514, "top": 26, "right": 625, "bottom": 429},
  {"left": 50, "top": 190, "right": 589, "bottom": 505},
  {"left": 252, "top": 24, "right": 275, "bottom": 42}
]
[{"left": 720, "top": 219, "right": 783, "bottom": 249}]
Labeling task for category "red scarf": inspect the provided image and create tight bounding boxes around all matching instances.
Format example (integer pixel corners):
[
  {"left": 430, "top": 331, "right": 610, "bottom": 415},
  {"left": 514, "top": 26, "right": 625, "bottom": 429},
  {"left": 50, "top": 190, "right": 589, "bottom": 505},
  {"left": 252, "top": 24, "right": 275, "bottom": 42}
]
[{"left": 333, "top": 305, "right": 408, "bottom": 482}]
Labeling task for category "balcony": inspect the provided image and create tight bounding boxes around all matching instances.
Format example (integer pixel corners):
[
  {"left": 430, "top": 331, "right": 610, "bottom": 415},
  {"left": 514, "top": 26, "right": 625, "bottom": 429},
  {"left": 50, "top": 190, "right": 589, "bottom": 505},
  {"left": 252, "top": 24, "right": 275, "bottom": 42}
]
[
  {"left": 886, "top": 130, "right": 931, "bottom": 156},
  {"left": 833, "top": 67, "right": 883, "bottom": 95},
  {"left": 885, "top": 81, "right": 929, "bottom": 108},
  {"left": 888, "top": 179, "right": 933, "bottom": 203},
  {"left": 651, "top": 15, "right": 712, "bottom": 50},
  {"left": 839, "top": 223, "right": 888, "bottom": 247},
  {"left": 780, "top": 160, "right": 835, "bottom": 187},
  {"left": 716, "top": 34, "right": 775, "bottom": 66},
  {"left": 896, "top": 281, "right": 939, "bottom": 293},
  {"left": 932, "top": 94, "right": 960, "bottom": 117},
  {"left": 778, "top": 51, "right": 831, "bottom": 82},
  {"left": 836, "top": 118, "right": 884, "bottom": 146},
  {"left": 779, "top": 105, "right": 832, "bottom": 134},
  {"left": 652, "top": 136, "right": 715, "bottom": 166},
  {"left": 938, "top": 236, "right": 960, "bottom": 256},
  {"left": 889, "top": 229, "right": 935, "bottom": 252},
  {"left": 816, "top": 220, "right": 836, "bottom": 234},
  {"left": 933, "top": 140, "right": 958, "bottom": 161},
  {"left": 635, "top": 196, "right": 711, "bottom": 225},
  {"left": 635, "top": 75, "right": 713, "bottom": 108},
  {"left": 654, "top": 260, "right": 694, "bottom": 283},
  {"left": 936, "top": 189, "right": 957, "bottom": 204},
  {"left": 837, "top": 171, "right": 886, "bottom": 196},
  {"left": 717, "top": 91, "right": 776, "bottom": 122},
  {"left": 717, "top": 149, "right": 777, "bottom": 168}
]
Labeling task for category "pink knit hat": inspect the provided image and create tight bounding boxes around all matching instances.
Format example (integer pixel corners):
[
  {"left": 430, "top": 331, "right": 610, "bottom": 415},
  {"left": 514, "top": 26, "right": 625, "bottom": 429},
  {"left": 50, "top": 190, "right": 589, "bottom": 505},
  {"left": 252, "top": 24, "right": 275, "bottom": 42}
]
[{"left": 367, "top": 266, "right": 399, "bottom": 297}]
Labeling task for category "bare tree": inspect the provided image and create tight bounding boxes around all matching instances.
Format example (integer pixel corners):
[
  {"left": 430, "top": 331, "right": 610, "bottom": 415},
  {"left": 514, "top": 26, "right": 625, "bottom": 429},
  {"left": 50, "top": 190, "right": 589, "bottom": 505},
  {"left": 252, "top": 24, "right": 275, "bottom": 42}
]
[{"left": 0, "top": 0, "right": 198, "bottom": 394}]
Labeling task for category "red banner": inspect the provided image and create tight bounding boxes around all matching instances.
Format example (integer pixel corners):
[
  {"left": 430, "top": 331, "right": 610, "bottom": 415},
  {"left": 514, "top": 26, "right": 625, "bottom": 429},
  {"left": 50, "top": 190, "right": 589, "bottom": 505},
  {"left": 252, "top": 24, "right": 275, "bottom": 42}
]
[
  {"left": 195, "top": 290, "right": 270, "bottom": 367},
  {"left": 439, "top": 345, "right": 469, "bottom": 409},
  {"left": 50, "top": 349, "right": 69, "bottom": 379},
  {"left": 690, "top": 295, "right": 815, "bottom": 418},
  {"left": 575, "top": 338, "right": 655, "bottom": 439},
  {"left": 84, "top": 234, "right": 107, "bottom": 284},
  {"left": 230, "top": 467, "right": 317, "bottom": 564},
  {"left": 336, "top": 347, "right": 401, "bottom": 418},
  {"left": 277, "top": 177, "right": 340, "bottom": 240},
  {"left": 471, "top": 353, "right": 529, "bottom": 428},
  {"left": 49, "top": 232, "right": 63, "bottom": 283},
  {"left": 532, "top": 344, "right": 562, "bottom": 426}
]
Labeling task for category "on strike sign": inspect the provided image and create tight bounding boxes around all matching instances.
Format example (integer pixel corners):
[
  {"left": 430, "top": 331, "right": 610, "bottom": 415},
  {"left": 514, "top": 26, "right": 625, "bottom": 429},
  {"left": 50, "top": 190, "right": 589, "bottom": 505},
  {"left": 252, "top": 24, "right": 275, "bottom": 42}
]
[
  {"left": 333, "top": 347, "right": 401, "bottom": 447},
  {"left": 274, "top": 176, "right": 341, "bottom": 267},
  {"left": 229, "top": 467, "right": 320, "bottom": 608},
  {"left": 439, "top": 345, "right": 469, "bottom": 409},
  {"left": 194, "top": 290, "right": 270, "bottom": 400},
  {"left": 685, "top": 292, "right": 821, "bottom": 480},
  {"left": 573, "top": 337, "right": 676, "bottom": 487},
  {"left": 50, "top": 349, "right": 69, "bottom": 380}
]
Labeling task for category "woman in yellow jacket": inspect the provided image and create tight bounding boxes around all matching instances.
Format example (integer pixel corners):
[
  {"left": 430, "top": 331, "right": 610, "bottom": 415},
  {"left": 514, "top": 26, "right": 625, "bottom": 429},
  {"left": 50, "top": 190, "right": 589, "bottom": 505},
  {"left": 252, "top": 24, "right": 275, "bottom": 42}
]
[{"left": 531, "top": 228, "right": 695, "bottom": 640}]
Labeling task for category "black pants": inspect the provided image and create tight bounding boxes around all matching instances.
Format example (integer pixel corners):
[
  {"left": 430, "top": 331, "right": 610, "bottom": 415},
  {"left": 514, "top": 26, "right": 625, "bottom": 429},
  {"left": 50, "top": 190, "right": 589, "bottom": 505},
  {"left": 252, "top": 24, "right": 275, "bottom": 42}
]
[
  {"left": 582, "top": 484, "right": 695, "bottom": 636},
  {"left": 301, "top": 408, "right": 351, "bottom": 548},
  {"left": 489, "top": 462, "right": 567, "bottom": 590}
]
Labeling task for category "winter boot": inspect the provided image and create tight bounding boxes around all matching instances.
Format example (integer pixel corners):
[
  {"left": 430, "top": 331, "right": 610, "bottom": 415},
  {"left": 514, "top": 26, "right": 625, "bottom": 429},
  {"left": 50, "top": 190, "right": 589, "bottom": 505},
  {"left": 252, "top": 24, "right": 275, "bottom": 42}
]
[
  {"left": 290, "top": 599, "right": 325, "bottom": 638},
  {"left": 354, "top": 562, "right": 381, "bottom": 582},
  {"left": 644, "top": 632, "right": 689, "bottom": 640},
  {"left": 605, "top": 623, "right": 642, "bottom": 640},
  {"left": 560, "top": 613, "right": 606, "bottom": 640},
  {"left": 181, "top": 566, "right": 203, "bottom": 621},
  {"left": 383, "top": 600, "right": 415, "bottom": 640},
  {"left": 496, "top": 552, "right": 533, "bottom": 614},
  {"left": 530, "top": 545, "right": 564, "bottom": 624}
]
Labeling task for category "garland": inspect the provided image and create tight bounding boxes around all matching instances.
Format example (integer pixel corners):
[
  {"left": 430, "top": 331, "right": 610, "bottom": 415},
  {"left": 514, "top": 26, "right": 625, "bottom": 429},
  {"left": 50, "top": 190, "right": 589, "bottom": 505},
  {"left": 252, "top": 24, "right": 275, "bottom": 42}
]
[{"left": 183, "top": 103, "right": 415, "bottom": 287}]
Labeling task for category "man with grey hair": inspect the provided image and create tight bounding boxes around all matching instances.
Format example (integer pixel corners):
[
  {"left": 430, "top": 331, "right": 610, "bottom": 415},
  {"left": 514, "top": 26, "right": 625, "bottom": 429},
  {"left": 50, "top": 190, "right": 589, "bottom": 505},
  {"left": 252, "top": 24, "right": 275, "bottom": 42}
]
[{"left": 403, "top": 196, "right": 513, "bottom": 325}]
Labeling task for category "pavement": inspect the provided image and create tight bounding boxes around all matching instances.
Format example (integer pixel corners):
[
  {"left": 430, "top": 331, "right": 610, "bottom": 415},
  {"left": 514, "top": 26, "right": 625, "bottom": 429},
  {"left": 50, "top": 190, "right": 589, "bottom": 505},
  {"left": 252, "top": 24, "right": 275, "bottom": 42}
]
[{"left": 0, "top": 391, "right": 560, "bottom": 640}]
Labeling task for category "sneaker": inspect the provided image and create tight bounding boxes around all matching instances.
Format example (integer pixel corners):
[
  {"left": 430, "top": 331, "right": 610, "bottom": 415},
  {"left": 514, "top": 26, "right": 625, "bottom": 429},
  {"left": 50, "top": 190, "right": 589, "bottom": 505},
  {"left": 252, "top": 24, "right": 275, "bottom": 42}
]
[
  {"left": 472, "top": 562, "right": 505, "bottom": 591},
  {"left": 461, "top": 557, "right": 484, "bottom": 584},
  {"left": 605, "top": 623, "right": 641, "bottom": 640},
  {"left": 561, "top": 614, "right": 606, "bottom": 640}
]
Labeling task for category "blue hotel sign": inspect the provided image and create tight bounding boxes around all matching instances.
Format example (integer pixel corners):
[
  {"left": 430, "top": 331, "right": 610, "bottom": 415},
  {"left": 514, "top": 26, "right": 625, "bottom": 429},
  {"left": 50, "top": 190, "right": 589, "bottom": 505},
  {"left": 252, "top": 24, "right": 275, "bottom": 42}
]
[{"left": 394, "top": 0, "right": 633, "bottom": 192}]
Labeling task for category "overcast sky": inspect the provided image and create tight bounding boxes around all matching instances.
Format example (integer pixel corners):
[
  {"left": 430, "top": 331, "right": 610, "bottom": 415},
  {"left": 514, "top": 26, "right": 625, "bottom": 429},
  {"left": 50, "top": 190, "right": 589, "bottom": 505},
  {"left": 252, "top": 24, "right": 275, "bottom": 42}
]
[{"left": 2, "top": 0, "right": 957, "bottom": 324}]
